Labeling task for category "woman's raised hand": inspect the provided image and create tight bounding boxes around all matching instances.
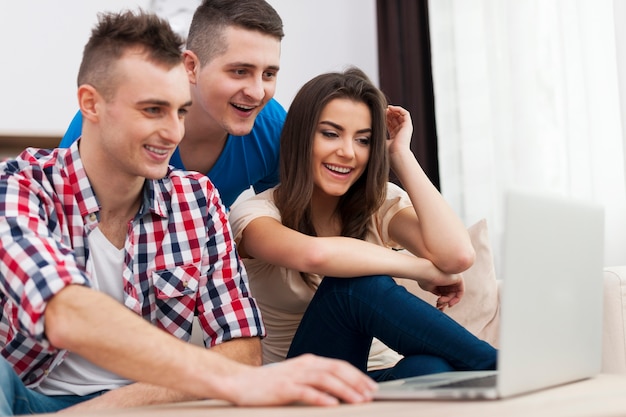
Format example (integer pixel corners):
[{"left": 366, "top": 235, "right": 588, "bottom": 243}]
[{"left": 385, "top": 105, "right": 413, "bottom": 156}]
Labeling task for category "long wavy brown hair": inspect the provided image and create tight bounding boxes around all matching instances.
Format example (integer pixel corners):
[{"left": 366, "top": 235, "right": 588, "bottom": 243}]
[{"left": 274, "top": 67, "right": 390, "bottom": 287}]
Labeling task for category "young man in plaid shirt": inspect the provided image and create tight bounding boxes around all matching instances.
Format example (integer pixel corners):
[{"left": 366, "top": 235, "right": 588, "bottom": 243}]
[{"left": 0, "top": 9, "right": 375, "bottom": 415}]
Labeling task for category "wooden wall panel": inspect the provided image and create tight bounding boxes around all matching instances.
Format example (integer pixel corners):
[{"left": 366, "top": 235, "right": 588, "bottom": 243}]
[{"left": 0, "top": 136, "right": 60, "bottom": 158}]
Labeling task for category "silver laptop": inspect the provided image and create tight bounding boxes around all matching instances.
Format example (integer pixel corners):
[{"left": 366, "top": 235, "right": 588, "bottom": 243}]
[{"left": 375, "top": 189, "right": 605, "bottom": 400}]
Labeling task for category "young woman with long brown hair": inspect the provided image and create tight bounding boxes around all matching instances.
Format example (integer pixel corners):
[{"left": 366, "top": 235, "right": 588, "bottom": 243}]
[{"left": 229, "top": 67, "right": 497, "bottom": 381}]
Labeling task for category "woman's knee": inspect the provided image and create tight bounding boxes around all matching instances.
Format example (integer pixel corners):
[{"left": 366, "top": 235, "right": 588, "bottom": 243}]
[{"left": 319, "top": 275, "right": 397, "bottom": 298}]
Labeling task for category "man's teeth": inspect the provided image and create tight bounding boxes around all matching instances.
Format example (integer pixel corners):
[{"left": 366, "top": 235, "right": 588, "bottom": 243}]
[
  {"left": 233, "top": 103, "right": 254, "bottom": 111},
  {"left": 325, "top": 164, "right": 351, "bottom": 174},
  {"left": 146, "top": 145, "right": 168, "bottom": 155}
]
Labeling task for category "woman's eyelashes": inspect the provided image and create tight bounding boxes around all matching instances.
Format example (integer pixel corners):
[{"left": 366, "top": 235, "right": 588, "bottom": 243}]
[
  {"left": 320, "top": 130, "right": 371, "bottom": 146},
  {"left": 321, "top": 129, "right": 339, "bottom": 139}
]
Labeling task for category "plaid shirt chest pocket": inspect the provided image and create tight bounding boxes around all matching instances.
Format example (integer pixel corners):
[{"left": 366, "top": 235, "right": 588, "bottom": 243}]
[
  {"left": 151, "top": 265, "right": 201, "bottom": 338},
  {"left": 152, "top": 265, "right": 201, "bottom": 299}
]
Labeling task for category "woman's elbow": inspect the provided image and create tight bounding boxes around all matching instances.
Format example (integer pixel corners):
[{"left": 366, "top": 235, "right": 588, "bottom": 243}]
[{"left": 438, "top": 246, "right": 476, "bottom": 274}]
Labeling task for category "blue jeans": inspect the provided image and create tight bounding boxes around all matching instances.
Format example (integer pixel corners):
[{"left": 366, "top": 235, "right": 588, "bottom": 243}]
[
  {"left": 287, "top": 275, "right": 497, "bottom": 382},
  {"left": 0, "top": 358, "right": 102, "bottom": 416}
]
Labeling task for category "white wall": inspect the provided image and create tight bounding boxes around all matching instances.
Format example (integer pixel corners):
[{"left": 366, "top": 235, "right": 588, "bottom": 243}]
[
  {"left": 0, "top": 0, "right": 378, "bottom": 137},
  {"left": 0, "top": 1, "right": 149, "bottom": 137},
  {"left": 268, "top": 0, "right": 379, "bottom": 107}
]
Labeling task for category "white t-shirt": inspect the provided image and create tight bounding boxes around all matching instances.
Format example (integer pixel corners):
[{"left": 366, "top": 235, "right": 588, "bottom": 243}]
[
  {"left": 229, "top": 182, "right": 413, "bottom": 369},
  {"left": 36, "top": 227, "right": 132, "bottom": 396}
]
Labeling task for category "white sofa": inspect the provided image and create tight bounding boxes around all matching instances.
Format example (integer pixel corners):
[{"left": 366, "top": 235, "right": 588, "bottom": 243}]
[{"left": 602, "top": 266, "right": 626, "bottom": 373}]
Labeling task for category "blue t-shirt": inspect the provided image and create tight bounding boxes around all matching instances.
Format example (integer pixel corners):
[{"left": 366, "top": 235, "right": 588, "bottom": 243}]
[{"left": 59, "top": 98, "right": 285, "bottom": 207}]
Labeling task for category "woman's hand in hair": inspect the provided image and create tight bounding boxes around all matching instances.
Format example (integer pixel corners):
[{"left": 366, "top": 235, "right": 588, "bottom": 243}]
[{"left": 385, "top": 105, "right": 413, "bottom": 157}]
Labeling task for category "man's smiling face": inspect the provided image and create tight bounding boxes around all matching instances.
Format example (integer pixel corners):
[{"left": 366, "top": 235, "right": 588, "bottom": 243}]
[{"left": 190, "top": 25, "right": 281, "bottom": 136}]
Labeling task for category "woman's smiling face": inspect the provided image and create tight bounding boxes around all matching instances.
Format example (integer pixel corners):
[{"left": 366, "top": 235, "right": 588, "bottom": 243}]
[{"left": 311, "top": 98, "right": 372, "bottom": 199}]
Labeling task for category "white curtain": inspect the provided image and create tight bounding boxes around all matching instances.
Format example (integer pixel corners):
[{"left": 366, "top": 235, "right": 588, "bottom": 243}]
[{"left": 428, "top": 0, "right": 626, "bottom": 271}]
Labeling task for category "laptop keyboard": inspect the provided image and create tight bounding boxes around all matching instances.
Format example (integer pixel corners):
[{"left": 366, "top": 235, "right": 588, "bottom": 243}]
[{"left": 435, "top": 374, "right": 497, "bottom": 389}]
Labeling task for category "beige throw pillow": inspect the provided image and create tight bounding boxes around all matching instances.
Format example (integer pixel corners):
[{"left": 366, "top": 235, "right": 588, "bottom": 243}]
[{"left": 394, "top": 219, "right": 501, "bottom": 347}]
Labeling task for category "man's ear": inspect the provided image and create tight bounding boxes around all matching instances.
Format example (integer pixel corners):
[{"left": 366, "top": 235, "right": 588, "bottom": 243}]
[
  {"left": 77, "top": 84, "right": 100, "bottom": 122},
  {"left": 183, "top": 50, "right": 200, "bottom": 84}
]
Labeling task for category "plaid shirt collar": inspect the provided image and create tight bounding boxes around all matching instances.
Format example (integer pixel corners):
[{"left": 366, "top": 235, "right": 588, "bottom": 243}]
[{"left": 66, "top": 140, "right": 168, "bottom": 222}]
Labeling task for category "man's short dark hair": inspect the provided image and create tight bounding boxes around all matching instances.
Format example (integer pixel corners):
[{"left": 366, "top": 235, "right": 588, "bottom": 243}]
[
  {"left": 77, "top": 9, "right": 184, "bottom": 99},
  {"left": 187, "top": 0, "right": 284, "bottom": 65}
]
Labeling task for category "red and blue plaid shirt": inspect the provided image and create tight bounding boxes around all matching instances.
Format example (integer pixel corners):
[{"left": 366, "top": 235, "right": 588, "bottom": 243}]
[{"left": 0, "top": 142, "right": 265, "bottom": 387}]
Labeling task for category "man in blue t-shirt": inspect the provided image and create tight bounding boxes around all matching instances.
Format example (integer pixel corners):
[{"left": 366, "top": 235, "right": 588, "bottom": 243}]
[{"left": 60, "top": 0, "right": 286, "bottom": 208}]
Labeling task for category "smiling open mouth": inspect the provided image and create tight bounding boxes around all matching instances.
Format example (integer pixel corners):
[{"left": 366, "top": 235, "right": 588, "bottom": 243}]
[
  {"left": 145, "top": 145, "right": 169, "bottom": 155},
  {"left": 232, "top": 103, "right": 256, "bottom": 112},
  {"left": 324, "top": 163, "right": 352, "bottom": 174}
]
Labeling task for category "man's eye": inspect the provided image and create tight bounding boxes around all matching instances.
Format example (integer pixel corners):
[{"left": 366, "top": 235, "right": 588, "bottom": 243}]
[{"left": 145, "top": 107, "right": 161, "bottom": 115}]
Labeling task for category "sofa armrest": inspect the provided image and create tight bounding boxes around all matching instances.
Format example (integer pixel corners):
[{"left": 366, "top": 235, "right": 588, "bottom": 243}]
[{"left": 602, "top": 266, "right": 626, "bottom": 373}]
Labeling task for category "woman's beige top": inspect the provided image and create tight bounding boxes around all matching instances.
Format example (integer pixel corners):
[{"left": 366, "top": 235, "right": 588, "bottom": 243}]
[{"left": 229, "top": 182, "right": 413, "bottom": 369}]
